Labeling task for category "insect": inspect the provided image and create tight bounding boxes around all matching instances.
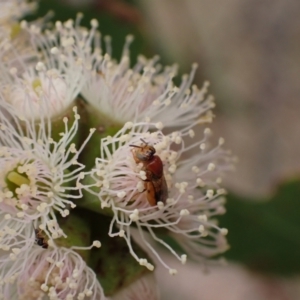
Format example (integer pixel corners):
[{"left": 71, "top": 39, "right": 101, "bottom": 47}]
[
  {"left": 34, "top": 227, "right": 48, "bottom": 249},
  {"left": 130, "top": 139, "right": 168, "bottom": 206}
]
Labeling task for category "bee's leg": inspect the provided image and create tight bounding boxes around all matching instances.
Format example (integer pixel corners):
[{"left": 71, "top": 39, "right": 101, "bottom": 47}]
[
  {"left": 129, "top": 181, "right": 147, "bottom": 200},
  {"left": 130, "top": 179, "right": 150, "bottom": 200}
]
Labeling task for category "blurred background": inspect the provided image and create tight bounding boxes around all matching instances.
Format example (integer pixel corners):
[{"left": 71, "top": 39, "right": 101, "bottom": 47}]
[{"left": 30, "top": 0, "right": 300, "bottom": 299}]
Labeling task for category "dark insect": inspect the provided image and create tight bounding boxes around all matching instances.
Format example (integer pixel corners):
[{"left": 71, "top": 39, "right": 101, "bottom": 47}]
[
  {"left": 34, "top": 227, "right": 48, "bottom": 249},
  {"left": 130, "top": 139, "right": 168, "bottom": 206}
]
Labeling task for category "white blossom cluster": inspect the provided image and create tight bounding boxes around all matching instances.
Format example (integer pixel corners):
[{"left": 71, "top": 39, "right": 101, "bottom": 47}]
[{"left": 0, "top": 1, "right": 233, "bottom": 299}]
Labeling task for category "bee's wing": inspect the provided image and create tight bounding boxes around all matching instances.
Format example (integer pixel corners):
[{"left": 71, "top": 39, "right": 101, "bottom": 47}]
[
  {"left": 159, "top": 175, "right": 168, "bottom": 204},
  {"left": 151, "top": 175, "right": 168, "bottom": 205},
  {"left": 145, "top": 181, "right": 157, "bottom": 206}
]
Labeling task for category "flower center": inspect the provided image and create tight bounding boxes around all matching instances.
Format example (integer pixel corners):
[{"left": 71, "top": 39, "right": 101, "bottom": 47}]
[
  {"left": 10, "top": 23, "right": 21, "bottom": 39},
  {"left": 31, "top": 78, "right": 42, "bottom": 95},
  {"left": 0, "top": 154, "right": 52, "bottom": 217},
  {"left": 8, "top": 72, "right": 69, "bottom": 121},
  {"left": 6, "top": 168, "right": 30, "bottom": 199}
]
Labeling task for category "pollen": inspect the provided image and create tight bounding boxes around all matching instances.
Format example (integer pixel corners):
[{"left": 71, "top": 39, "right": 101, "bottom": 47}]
[
  {"left": 204, "top": 128, "right": 211, "bottom": 135},
  {"left": 139, "top": 170, "right": 147, "bottom": 180},
  {"left": 198, "top": 214, "right": 207, "bottom": 222},
  {"left": 200, "top": 143, "right": 206, "bottom": 150},
  {"left": 41, "top": 284, "right": 49, "bottom": 292},
  {"left": 192, "top": 166, "right": 200, "bottom": 173},
  {"left": 207, "top": 163, "right": 216, "bottom": 171},
  {"left": 189, "top": 129, "right": 195, "bottom": 138},
  {"left": 146, "top": 263, "right": 154, "bottom": 271},
  {"left": 117, "top": 191, "right": 126, "bottom": 198},
  {"left": 50, "top": 47, "right": 59, "bottom": 54},
  {"left": 169, "top": 269, "right": 178, "bottom": 275},
  {"left": 35, "top": 62, "right": 45, "bottom": 71},
  {"left": 4, "top": 214, "right": 11, "bottom": 220},
  {"left": 139, "top": 258, "right": 147, "bottom": 266},
  {"left": 216, "top": 177, "right": 223, "bottom": 184},
  {"left": 168, "top": 164, "right": 177, "bottom": 174},
  {"left": 155, "top": 122, "right": 164, "bottom": 130},
  {"left": 90, "top": 19, "right": 98, "bottom": 28},
  {"left": 219, "top": 137, "right": 225, "bottom": 145},
  {"left": 136, "top": 181, "right": 144, "bottom": 192},
  {"left": 129, "top": 209, "right": 139, "bottom": 222},
  {"left": 93, "top": 240, "right": 101, "bottom": 248},
  {"left": 217, "top": 188, "right": 227, "bottom": 195},
  {"left": 206, "top": 189, "right": 214, "bottom": 199},
  {"left": 157, "top": 201, "right": 165, "bottom": 210},
  {"left": 180, "top": 209, "right": 190, "bottom": 216},
  {"left": 198, "top": 225, "right": 205, "bottom": 233},
  {"left": 220, "top": 228, "right": 228, "bottom": 236}
]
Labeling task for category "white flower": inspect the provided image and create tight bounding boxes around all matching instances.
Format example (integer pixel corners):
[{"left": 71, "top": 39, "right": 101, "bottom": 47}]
[
  {"left": 0, "top": 246, "right": 106, "bottom": 300},
  {"left": 82, "top": 44, "right": 214, "bottom": 127},
  {"left": 0, "top": 0, "right": 37, "bottom": 26},
  {"left": 35, "top": 15, "right": 215, "bottom": 128},
  {"left": 0, "top": 19, "right": 86, "bottom": 120},
  {"left": 111, "top": 273, "right": 159, "bottom": 300},
  {"left": 83, "top": 121, "right": 232, "bottom": 273},
  {"left": 0, "top": 98, "right": 94, "bottom": 240},
  {"left": 0, "top": 5, "right": 54, "bottom": 78},
  {"left": 0, "top": 0, "right": 41, "bottom": 69},
  {"left": 3, "top": 66, "right": 70, "bottom": 120},
  {"left": 0, "top": 217, "right": 34, "bottom": 256}
]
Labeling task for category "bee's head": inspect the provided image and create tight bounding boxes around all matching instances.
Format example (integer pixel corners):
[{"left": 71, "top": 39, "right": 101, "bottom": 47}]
[
  {"left": 130, "top": 140, "right": 156, "bottom": 161},
  {"left": 139, "top": 145, "right": 155, "bottom": 160}
]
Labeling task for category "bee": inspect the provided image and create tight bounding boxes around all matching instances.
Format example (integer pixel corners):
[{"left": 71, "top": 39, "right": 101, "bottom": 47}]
[
  {"left": 130, "top": 139, "right": 168, "bottom": 206},
  {"left": 34, "top": 227, "right": 48, "bottom": 249}
]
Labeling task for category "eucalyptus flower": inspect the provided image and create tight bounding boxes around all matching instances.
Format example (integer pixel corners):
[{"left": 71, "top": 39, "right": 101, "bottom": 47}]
[
  {"left": 24, "top": 14, "right": 215, "bottom": 128},
  {"left": 0, "top": 97, "right": 94, "bottom": 241},
  {"left": 82, "top": 121, "right": 232, "bottom": 274},
  {"left": 0, "top": 0, "right": 37, "bottom": 26},
  {"left": 81, "top": 41, "right": 215, "bottom": 128},
  {"left": 0, "top": 217, "right": 33, "bottom": 260},
  {"left": 0, "top": 246, "right": 105, "bottom": 300},
  {"left": 0, "top": 0, "right": 41, "bottom": 71},
  {"left": 1, "top": 18, "right": 86, "bottom": 121},
  {"left": 81, "top": 48, "right": 214, "bottom": 128}
]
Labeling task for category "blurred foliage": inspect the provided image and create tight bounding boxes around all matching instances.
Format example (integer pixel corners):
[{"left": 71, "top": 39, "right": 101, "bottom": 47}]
[
  {"left": 220, "top": 177, "right": 300, "bottom": 276},
  {"left": 56, "top": 213, "right": 91, "bottom": 261}
]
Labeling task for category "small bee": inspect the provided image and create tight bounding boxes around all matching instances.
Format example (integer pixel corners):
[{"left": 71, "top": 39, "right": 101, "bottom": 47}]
[
  {"left": 130, "top": 139, "right": 168, "bottom": 206},
  {"left": 34, "top": 227, "right": 48, "bottom": 249}
]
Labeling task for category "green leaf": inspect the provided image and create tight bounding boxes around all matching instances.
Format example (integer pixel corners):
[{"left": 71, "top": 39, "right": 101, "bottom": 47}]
[
  {"left": 78, "top": 102, "right": 122, "bottom": 171},
  {"left": 219, "top": 177, "right": 300, "bottom": 275},
  {"left": 55, "top": 212, "right": 91, "bottom": 262}
]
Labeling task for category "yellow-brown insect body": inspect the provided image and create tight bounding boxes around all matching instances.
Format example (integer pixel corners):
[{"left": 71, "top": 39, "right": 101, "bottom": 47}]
[
  {"left": 131, "top": 141, "right": 168, "bottom": 206},
  {"left": 34, "top": 228, "right": 48, "bottom": 249}
]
